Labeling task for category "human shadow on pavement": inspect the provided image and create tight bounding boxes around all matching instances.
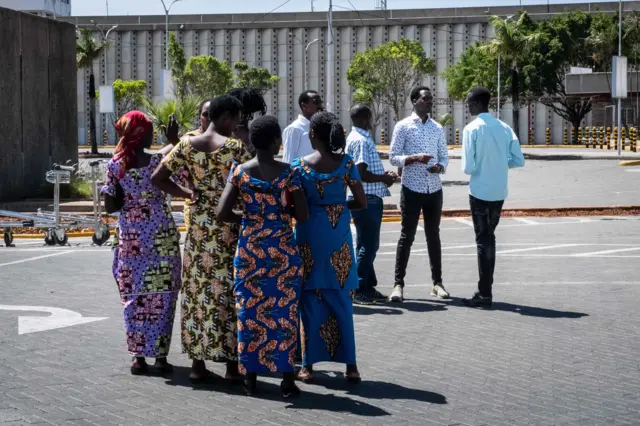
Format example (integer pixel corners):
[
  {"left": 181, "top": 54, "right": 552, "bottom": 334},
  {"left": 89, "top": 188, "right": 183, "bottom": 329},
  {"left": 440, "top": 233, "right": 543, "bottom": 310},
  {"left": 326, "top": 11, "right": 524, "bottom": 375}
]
[
  {"left": 309, "top": 371, "right": 447, "bottom": 405},
  {"left": 352, "top": 305, "right": 404, "bottom": 315},
  {"left": 424, "top": 297, "right": 589, "bottom": 319},
  {"left": 164, "top": 367, "right": 390, "bottom": 416}
]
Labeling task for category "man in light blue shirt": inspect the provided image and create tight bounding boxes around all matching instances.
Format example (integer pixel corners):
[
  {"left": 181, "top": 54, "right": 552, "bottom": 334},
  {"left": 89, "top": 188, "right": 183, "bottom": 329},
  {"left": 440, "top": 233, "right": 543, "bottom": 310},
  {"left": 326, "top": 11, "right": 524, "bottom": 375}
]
[{"left": 461, "top": 86, "right": 525, "bottom": 309}]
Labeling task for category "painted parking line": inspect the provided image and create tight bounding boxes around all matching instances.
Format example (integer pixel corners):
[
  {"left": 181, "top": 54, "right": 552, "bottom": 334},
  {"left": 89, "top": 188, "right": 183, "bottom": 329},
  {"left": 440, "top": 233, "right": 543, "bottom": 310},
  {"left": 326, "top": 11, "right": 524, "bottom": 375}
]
[
  {"left": 513, "top": 218, "right": 538, "bottom": 225},
  {"left": 454, "top": 218, "right": 474, "bottom": 227},
  {"left": 0, "top": 251, "right": 72, "bottom": 267},
  {"left": 572, "top": 247, "right": 640, "bottom": 257},
  {"left": 495, "top": 243, "right": 584, "bottom": 255}
]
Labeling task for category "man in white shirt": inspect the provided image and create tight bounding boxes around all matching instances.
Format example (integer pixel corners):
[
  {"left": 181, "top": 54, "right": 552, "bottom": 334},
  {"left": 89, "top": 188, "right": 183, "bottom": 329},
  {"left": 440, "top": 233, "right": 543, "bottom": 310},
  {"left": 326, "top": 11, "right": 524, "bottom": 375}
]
[
  {"left": 282, "top": 90, "right": 324, "bottom": 163},
  {"left": 389, "top": 86, "right": 450, "bottom": 303}
]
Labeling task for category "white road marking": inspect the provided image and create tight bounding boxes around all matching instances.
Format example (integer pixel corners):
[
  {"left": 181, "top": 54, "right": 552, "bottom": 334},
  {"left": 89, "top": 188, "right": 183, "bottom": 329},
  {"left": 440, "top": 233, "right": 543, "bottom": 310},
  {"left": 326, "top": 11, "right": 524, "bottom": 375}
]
[
  {"left": 496, "top": 244, "right": 583, "bottom": 255},
  {"left": 625, "top": 169, "right": 640, "bottom": 172},
  {"left": 514, "top": 218, "right": 538, "bottom": 225},
  {"left": 0, "top": 305, "right": 107, "bottom": 334},
  {"left": 571, "top": 247, "right": 640, "bottom": 257},
  {"left": 377, "top": 244, "right": 478, "bottom": 255},
  {"left": 0, "top": 251, "right": 71, "bottom": 267},
  {"left": 454, "top": 218, "right": 474, "bottom": 227},
  {"left": 377, "top": 253, "right": 640, "bottom": 260},
  {"left": 404, "top": 281, "right": 640, "bottom": 287}
]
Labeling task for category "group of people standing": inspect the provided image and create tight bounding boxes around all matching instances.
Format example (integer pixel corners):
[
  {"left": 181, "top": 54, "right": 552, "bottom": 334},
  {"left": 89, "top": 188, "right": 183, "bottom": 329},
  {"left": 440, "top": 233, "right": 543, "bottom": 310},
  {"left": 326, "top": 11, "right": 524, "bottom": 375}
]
[
  {"left": 102, "top": 87, "right": 366, "bottom": 398},
  {"left": 102, "top": 83, "right": 524, "bottom": 398}
]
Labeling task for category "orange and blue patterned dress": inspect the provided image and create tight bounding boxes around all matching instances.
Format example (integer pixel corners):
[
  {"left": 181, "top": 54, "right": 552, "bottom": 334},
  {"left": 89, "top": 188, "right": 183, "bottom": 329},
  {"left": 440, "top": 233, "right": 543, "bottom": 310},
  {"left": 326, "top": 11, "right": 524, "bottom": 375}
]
[
  {"left": 229, "top": 163, "right": 303, "bottom": 374},
  {"left": 292, "top": 154, "right": 361, "bottom": 367}
]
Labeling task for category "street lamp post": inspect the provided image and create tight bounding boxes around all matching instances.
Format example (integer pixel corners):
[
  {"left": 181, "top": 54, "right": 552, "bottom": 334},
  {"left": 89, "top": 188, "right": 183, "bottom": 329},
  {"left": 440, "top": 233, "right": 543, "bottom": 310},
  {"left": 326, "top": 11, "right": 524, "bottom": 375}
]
[
  {"left": 618, "top": 0, "right": 623, "bottom": 156},
  {"left": 90, "top": 20, "right": 118, "bottom": 85},
  {"left": 290, "top": 33, "right": 320, "bottom": 92},
  {"left": 304, "top": 39, "right": 320, "bottom": 89},
  {"left": 160, "top": 0, "right": 182, "bottom": 70}
]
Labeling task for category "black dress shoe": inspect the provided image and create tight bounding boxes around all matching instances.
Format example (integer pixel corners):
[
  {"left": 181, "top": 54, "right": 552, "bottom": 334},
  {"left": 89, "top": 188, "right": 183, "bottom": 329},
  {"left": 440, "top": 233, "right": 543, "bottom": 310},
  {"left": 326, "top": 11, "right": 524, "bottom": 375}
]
[{"left": 462, "top": 292, "right": 493, "bottom": 309}]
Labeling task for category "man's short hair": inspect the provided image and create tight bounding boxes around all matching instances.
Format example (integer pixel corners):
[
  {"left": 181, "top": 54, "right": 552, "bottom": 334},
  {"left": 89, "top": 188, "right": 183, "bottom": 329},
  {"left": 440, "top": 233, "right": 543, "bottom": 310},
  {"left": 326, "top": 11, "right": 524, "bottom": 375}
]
[
  {"left": 469, "top": 86, "right": 492, "bottom": 107},
  {"left": 410, "top": 86, "right": 431, "bottom": 103},
  {"left": 298, "top": 90, "right": 319, "bottom": 108},
  {"left": 350, "top": 104, "right": 372, "bottom": 122}
]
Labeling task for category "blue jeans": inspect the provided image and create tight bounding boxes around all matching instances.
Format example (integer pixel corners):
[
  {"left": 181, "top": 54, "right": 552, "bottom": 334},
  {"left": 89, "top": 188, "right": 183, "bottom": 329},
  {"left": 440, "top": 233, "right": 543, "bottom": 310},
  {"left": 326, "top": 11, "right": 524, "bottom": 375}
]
[{"left": 351, "top": 195, "right": 384, "bottom": 294}]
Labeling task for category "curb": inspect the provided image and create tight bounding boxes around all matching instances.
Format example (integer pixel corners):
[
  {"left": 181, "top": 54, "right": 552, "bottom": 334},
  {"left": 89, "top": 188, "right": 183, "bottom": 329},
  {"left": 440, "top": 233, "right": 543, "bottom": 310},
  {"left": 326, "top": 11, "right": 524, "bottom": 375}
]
[
  {"left": 619, "top": 160, "right": 640, "bottom": 166},
  {"left": 4, "top": 206, "right": 639, "bottom": 239}
]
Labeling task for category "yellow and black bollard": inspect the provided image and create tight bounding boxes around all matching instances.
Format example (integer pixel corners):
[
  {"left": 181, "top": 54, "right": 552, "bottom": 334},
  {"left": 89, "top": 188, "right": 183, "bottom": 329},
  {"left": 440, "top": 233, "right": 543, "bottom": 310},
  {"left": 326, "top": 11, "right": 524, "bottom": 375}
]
[
  {"left": 581, "top": 127, "right": 586, "bottom": 145},
  {"left": 529, "top": 128, "right": 533, "bottom": 145},
  {"left": 631, "top": 127, "right": 637, "bottom": 152},
  {"left": 622, "top": 127, "right": 627, "bottom": 150},
  {"left": 570, "top": 128, "right": 575, "bottom": 145},
  {"left": 381, "top": 129, "right": 385, "bottom": 145},
  {"left": 103, "top": 130, "right": 107, "bottom": 146},
  {"left": 576, "top": 127, "right": 581, "bottom": 145},
  {"left": 563, "top": 128, "right": 568, "bottom": 145},
  {"left": 545, "top": 127, "right": 551, "bottom": 145},
  {"left": 592, "top": 126, "right": 597, "bottom": 148},
  {"left": 606, "top": 127, "right": 612, "bottom": 149},
  {"left": 612, "top": 127, "right": 618, "bottom": 150},
  {"left": 456, "top": 128, "right": 460, "bottom": 145},
  {"left": 154, "top": 131, "right": 158, "bottom": 147}
]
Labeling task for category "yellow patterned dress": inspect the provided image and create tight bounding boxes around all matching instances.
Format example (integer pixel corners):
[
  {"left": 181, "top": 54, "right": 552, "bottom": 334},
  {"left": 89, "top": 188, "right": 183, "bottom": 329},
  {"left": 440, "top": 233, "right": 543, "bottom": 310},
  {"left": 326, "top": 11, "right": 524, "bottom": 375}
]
[
  {"left": 162, "top": 137, "right": 251, "bottom": 361},
  {"left": 291, "top": 154, "right": 361, "bottom": 367},
  {"left": 177, "top": 129, "right": 203, "bottom": 232}
]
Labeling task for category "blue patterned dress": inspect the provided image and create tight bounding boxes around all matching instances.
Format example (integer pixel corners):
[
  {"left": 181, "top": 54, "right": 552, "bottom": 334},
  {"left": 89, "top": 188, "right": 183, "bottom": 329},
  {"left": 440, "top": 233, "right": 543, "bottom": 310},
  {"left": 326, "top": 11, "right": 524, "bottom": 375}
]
[
  {"left": 292, "top": 155, "right": 361, "bottom": 367},
  {"left": 229, "top": 163, "right": 303, "bottom": 374}
]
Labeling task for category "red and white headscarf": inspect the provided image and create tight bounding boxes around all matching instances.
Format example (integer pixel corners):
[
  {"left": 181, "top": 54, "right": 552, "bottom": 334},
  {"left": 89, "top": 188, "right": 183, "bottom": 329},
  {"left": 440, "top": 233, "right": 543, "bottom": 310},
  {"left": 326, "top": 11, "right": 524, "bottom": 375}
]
[{"left": 113, "top": 111, "right": 153, "bottom": 177}]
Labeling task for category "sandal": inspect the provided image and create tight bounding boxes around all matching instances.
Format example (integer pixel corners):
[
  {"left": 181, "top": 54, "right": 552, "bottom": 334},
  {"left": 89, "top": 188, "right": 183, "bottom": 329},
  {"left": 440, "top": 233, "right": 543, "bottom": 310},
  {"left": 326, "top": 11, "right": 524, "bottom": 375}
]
[
  {"left": 345, "top": 366, "right": 361, "bottom": 384},
  {"left": 296, "top": 367, "right": 313, "bottom": 383},
  {"left": 153, "top": 358, "right": 174, "bottom": 375},
  {"left": 189, "top": 369, "right": 216, "bottom": 384},
  {"left": 281, "top": 381, "right": 301, "bottom": 398},
  {"left": 130, "top": 357, "right": 148, "bottom": 376},
  {"left": 244, "top": 373, "right": 258, "bottom": 396}
]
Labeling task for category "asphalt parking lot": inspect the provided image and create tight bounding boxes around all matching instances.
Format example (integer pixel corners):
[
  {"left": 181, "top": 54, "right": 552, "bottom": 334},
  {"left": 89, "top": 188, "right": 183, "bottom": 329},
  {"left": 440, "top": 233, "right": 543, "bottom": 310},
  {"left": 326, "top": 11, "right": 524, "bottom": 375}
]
[{"left": 1, "top": 216, "right": 640, "bottom": 425}]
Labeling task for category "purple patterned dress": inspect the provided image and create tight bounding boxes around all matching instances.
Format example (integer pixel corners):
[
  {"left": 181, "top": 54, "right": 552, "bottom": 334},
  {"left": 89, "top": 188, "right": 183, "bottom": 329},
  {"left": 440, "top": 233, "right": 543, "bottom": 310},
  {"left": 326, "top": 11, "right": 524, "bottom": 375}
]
[{"left": 101, "top": 155, "right": 182, "bottom": 358}]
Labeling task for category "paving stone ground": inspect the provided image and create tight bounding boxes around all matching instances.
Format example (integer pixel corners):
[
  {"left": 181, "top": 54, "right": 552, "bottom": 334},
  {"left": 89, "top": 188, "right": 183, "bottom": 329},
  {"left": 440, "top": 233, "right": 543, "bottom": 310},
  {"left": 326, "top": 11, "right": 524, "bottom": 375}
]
[{"left": 1, "top": 216, "right": 640, "bottom": 425}]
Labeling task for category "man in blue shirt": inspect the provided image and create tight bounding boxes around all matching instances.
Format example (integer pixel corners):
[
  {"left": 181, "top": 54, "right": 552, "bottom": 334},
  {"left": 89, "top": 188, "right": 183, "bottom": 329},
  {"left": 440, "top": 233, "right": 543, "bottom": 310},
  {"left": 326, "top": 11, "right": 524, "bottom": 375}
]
[
  {"left": 461, "top": 87, "right": 525, "bottom": 309},
  {"left": 346, "top": 105, "right": 397, "bottom": 305}
]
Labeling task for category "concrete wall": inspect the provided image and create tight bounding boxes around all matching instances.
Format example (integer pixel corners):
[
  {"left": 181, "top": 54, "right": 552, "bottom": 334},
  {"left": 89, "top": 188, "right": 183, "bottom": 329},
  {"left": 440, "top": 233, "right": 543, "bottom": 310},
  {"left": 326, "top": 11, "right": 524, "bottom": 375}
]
[
  {"left": 66, "top": 1, "right": 640, "bottom": 146},
  {"left": 0, "top": 7, "right": 77, "bottom": 201}
]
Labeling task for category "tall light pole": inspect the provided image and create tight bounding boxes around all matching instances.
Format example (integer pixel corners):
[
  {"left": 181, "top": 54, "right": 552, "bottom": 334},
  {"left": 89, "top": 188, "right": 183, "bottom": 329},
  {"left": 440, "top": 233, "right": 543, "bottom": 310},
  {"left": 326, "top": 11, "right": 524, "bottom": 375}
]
[
  {"left": 160, "top": 0, "right": 182, "bottom": 70},
  {"left": 618, "top": 0, "right": 623, "bottom": 156},
  {"left": 290, "top": 33, "right": 319, "bottom": 90},
  {"left": 90, "top": 20, "right": 118, "bottom": 85},
  {"left": 497, "top": 55, "right": 501, "bottom": 119},
  {"left": 326, "top": 0, "right": 334, "bottom": 112}
]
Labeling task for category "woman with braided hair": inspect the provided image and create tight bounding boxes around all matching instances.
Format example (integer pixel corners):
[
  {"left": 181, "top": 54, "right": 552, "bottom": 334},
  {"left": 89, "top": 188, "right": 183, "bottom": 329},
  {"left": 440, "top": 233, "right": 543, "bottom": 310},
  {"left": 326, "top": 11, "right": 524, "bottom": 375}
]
[
  {"left": 228, "top": 87, "right": 267, "bottom": 156},
  {"left": 292, "top": 111, "right": 367, "bottom": 384},
  {"left": 101, "top": 111, "right": 182, "bottom": 375}
]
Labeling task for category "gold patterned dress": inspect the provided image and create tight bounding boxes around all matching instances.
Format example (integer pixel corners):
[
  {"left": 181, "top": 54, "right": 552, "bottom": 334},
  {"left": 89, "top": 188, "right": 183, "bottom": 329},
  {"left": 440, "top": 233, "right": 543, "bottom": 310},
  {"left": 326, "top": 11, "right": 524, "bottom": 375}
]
[
  {"left": 162, "top": 137, "right": 251, "bottom": 361},
  {"left": 291, "top": 155, "right": 361, "bottom": 367}
]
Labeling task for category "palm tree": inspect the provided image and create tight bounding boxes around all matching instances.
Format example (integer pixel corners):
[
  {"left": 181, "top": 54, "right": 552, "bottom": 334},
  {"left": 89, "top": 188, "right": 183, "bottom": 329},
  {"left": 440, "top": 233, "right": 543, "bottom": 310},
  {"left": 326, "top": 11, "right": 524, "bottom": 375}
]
[
  {"left": 143, "top": 96, "right": 200, "bottom": 143},
  {"left": 76, "top": 29, "right": 108, "bottom": 154},
  {"left": 624, "top": 11, "right": 640, "bottom": 124},
  {"left": 481, "top": 12, "right": 541, "bottom": 139}
]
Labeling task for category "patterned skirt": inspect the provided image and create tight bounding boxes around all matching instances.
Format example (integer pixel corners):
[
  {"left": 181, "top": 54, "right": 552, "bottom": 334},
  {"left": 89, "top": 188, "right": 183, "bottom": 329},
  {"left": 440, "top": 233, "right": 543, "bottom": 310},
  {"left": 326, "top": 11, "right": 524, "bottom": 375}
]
[{"left": 300, "top": 289, "right": 356, "bottom": 366}]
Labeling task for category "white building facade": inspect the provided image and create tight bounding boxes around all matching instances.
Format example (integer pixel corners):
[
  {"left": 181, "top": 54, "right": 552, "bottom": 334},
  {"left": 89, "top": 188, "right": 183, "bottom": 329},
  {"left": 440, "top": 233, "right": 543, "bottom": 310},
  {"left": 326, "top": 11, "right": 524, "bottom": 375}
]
[
  {"left": 0, "top": 0, "right": 71, "bottom": 17},
  {"left": 65, "top": 1, "right": 640, "bottom": 146}
]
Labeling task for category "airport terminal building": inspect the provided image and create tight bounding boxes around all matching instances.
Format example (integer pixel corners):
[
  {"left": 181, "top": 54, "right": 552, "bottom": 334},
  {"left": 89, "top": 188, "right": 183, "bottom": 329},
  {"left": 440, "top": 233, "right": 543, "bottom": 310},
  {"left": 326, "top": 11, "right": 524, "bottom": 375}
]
[{"left": 65, "top": 2, "right": 639, "bottom": 146}]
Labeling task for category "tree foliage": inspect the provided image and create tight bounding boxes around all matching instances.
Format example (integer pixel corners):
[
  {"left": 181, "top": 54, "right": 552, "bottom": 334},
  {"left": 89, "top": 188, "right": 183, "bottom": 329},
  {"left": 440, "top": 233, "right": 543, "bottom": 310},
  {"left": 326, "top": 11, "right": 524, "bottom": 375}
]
[
  {"left": 143, "top": 96, "right": 201, "bottom": 140},
  {"left": 480, "top": 12, "right": 541, "bottom": 138},
  {"left": 444, "top": 11, "right": 631, "bottom": 142},
  {"left": 184, "top": 56, "right": 234, "bottom": 100},
  {"left": 168, "top": 32, "right": 188, "bottom": 100},
  {"left": 233, "top": 61, "right": 280, "bottom": 94},
  {"left": 347, "top": 38, "right": 436, "bottom": 125},
  {"left": 76, "top": 28, "right": 109, "bottom": 154},
  {"left": 113, "top": 79, "right": 147, "bottom": 115}
]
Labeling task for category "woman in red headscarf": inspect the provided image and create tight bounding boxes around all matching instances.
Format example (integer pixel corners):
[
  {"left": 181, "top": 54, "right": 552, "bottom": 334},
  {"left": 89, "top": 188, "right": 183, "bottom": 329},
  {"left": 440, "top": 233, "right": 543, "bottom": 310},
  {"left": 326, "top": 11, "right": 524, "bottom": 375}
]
[{"left": 101, "top": 111, "right": 183, "bottom": 375}]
